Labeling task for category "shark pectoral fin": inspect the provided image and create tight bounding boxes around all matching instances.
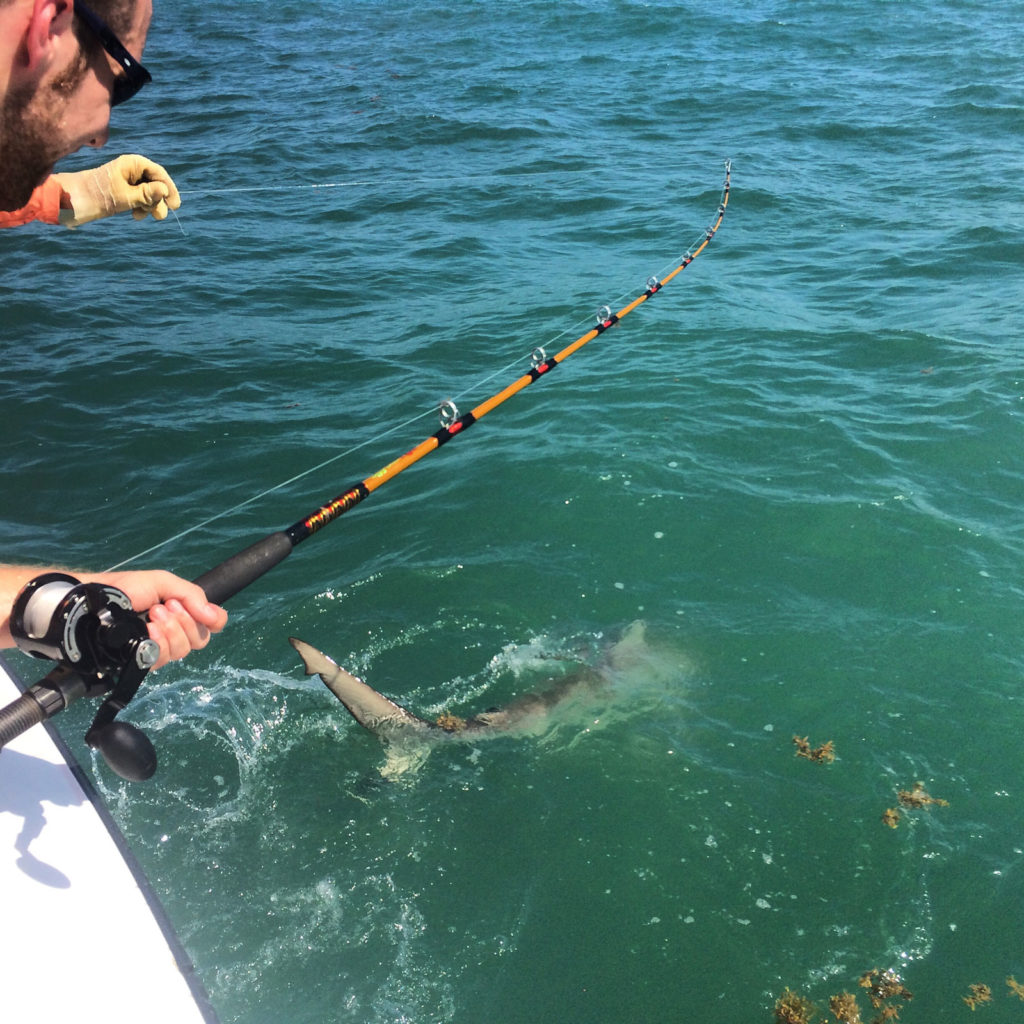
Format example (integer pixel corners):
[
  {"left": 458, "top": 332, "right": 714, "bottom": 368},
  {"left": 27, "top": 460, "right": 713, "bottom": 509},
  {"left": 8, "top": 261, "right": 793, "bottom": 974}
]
[{"left": 289, "top": 637, "right": 430, "bottom": 735}]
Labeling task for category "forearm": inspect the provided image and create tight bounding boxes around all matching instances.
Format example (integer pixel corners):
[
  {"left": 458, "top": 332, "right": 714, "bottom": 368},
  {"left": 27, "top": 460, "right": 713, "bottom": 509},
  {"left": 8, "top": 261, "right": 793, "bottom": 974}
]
[{"left": 0, "top": 564, "right": 227, "bottom": 668}]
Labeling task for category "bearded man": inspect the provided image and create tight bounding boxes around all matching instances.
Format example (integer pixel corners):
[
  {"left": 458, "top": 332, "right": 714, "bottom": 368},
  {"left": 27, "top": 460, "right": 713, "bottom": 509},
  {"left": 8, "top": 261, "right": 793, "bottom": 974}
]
[{"left": 0, "top": 0, "right": 178, "bottom": 226}]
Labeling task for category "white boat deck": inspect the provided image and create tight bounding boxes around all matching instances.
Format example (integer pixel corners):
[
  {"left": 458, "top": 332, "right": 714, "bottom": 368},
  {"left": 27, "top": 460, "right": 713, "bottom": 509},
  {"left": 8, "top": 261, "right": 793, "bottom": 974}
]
[{"left": 0, "top": 655, "right": 217, "bottom": 1023}]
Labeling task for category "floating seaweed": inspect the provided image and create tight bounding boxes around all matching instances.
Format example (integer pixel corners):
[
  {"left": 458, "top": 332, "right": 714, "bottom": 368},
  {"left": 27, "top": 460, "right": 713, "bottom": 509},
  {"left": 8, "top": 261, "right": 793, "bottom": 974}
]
[
  {"left": 963, "top": 983, "right": 992, "bottom": 1010},
  {"left": 883, "top": 782, "right": 948, "bottom": 828},
  {"left": 793, "top": 735, "right": 836, "bottom": 764},
  {"left": 828, "top": 991, "right": 863, "bottom": 1023},
  {"left": 776, "top": 964, "right": 1015, "bottom": 1022},
  {"left": 434, "top": 711, "right": 467, "bottom": 732},
  {"left": 896, "top": 781, "right": 949, "bottom": 810},
  {"left": 774, "top": 966, "right": 922, "bottom": 1024},
  {"left": 774, "top": 988, "right": 817, "bottom": 1024},
  {"left": 871, "top": 1008, "right": 902, "bottom": 1023},
  {"left": 858, "top": 968, "right": 912, "bottom": 1016}
]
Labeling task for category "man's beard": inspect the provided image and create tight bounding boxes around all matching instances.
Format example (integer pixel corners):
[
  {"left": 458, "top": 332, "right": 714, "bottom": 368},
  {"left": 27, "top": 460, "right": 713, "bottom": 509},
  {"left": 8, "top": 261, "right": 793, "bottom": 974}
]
[{"left": 0, "top": 54, "right": 90, "bottom": 212}]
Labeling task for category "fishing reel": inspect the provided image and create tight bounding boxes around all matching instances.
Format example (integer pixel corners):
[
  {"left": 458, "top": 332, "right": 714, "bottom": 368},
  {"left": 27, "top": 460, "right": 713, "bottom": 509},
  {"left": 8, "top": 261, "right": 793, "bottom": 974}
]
[{"left": 7, "top": 573, "right": 161, "bottom": 780}]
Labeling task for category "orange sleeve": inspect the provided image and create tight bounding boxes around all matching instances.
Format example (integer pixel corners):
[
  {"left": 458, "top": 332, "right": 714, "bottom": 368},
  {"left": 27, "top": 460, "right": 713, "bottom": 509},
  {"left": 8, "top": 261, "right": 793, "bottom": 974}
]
[{"left": 0, "top": 176, "right": 66, "bottom": 229}]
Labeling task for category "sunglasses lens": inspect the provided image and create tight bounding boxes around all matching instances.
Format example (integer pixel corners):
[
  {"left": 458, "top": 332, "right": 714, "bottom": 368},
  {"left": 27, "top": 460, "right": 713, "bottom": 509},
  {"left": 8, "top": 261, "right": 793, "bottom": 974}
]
[
  {"left": 110, "top": 66, "right": 151, "bottom": 107},
  {"left": 111, "top": 81, "right": 132, "bottom": 106},
  {"left": 75, "top": 1, "right": 150, "bottom": 107}
]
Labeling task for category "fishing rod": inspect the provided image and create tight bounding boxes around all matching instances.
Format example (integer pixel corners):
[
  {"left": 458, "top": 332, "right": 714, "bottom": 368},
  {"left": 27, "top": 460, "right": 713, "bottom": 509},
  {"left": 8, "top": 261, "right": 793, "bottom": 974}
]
[
  {"left": 194, "top": 159, "right": 730, "bottom": 604},
  {"left": 0, "top": 160, "right": 731, "bottom": 779}
]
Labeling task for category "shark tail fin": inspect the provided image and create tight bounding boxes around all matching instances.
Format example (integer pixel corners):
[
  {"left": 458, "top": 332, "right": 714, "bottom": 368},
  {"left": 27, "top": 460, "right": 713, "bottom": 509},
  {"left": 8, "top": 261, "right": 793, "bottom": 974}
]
[{"left": 289, "top": 637, "right": 431, "bottom": 735}]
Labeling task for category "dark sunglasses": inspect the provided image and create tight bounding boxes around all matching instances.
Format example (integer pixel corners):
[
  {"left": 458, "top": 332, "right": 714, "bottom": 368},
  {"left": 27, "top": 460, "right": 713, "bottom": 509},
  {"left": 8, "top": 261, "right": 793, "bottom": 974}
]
[{"left": 73, "top": 0, "right": 152, "bottom": 107}]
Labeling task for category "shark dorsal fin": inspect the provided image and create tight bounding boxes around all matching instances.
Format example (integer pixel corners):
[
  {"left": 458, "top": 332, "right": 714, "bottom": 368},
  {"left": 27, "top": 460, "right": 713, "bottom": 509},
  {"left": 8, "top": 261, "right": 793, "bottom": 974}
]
[{"left": 290, "top": 637, "right": 430, "bottom": 734}]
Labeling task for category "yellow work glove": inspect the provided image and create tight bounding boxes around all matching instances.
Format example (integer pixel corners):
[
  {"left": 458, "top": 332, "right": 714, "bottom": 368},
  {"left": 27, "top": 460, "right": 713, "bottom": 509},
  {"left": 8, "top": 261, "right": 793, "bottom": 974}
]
[{"left": 53, "top": 154, "right": 181, "bottom": 228}]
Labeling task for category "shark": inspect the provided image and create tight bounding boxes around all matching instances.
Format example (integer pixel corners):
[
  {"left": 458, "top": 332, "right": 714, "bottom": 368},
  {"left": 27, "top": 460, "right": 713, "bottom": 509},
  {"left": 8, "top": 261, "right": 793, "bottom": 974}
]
[{"left": 289, "top": 621, "right": 650, "bottom": 756}]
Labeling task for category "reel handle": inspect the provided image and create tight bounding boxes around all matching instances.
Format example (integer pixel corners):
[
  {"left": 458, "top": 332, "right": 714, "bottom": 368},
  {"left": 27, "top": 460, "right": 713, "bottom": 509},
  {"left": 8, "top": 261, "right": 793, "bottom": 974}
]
[{"left": 0, "top": 677, "right": 158, "bottom": 780}]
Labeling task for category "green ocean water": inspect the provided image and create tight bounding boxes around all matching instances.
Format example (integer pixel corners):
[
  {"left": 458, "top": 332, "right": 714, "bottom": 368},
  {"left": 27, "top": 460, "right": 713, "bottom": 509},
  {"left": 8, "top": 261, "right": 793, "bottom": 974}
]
[{"left": 2, "top": 1, "right": 1024, "bottom": 1021}]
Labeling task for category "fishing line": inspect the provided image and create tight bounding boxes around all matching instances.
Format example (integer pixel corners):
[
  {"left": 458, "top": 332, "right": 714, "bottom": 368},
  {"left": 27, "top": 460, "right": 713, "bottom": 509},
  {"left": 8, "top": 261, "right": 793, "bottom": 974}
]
[
  {"left": 114, "top": 161, "right": 731, "bottom": 598},
  {"left": 108, "top": 317, "right": 597, "bottom": 570},
  {"left": 169, "top": 204, "right": 187, "bottom": 236},
  {"left": 176, "top": 167, "right": 597, "bottom": 199},
  {"left": 179, "top": 179, "right": 378, "bottom": 196},
  {"left": 104, "top": 403, "right": 434, "bottom": 570},
  {"left": 106, "top": 303, "right": 603, "bottom": 571}
]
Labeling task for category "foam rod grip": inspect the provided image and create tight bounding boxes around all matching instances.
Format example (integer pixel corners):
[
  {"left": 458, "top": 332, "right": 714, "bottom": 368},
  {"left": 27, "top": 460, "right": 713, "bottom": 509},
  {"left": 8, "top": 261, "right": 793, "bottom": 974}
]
[{"left": 193, "top": 531, "right": 294, "bottom": 605}]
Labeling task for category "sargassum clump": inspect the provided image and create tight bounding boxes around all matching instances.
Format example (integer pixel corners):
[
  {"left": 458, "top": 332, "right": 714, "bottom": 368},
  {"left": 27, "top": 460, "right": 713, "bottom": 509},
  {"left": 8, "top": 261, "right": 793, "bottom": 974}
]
[{"left": 793, "top": 735, "right": 836, "bottom": 764}]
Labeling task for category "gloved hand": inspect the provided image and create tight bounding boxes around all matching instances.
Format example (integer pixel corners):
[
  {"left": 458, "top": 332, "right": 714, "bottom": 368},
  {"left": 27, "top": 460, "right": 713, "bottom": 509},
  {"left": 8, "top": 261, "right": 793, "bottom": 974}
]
[{"left": 53, "top": 154, "right": 181, "bottom": 228}]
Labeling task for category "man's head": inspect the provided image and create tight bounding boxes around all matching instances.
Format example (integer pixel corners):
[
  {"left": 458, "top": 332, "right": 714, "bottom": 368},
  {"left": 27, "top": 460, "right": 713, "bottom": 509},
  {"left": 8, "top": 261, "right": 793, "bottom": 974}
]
[{"left": 0, "top": 0, "right": 152, "bottom": 210}]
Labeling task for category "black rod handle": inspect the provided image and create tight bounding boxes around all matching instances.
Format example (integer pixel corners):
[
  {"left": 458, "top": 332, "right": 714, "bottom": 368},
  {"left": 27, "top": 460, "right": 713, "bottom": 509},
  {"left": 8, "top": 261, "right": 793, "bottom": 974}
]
[{"left": 192, "top": 531, "right": 294, "bottom": 606}]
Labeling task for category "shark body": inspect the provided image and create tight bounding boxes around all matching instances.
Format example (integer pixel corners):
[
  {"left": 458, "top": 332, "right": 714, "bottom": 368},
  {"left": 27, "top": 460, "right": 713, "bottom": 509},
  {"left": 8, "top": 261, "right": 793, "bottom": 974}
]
[{"left": 290, "top": 622, "right": 648, "bottom": 743}]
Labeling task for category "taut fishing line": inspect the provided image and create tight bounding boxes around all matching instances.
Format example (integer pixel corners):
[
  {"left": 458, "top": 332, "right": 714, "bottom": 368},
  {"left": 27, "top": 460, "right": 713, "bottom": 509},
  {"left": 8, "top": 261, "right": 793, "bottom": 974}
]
[
  {"left": 176, "top": 166, "right": 596, "bottom": 198},
  {"left": 179, "top": 178, "right": 380, "bottom": 196},
  {"left": 111, "top": 161, "right": 732, "bottom": 590}
]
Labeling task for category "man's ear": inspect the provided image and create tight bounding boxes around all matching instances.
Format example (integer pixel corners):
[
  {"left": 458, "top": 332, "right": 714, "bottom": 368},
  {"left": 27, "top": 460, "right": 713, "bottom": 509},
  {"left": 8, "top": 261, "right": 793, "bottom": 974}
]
[{"left": 21, "top": 0, "right": 76, "bottom": 76}]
